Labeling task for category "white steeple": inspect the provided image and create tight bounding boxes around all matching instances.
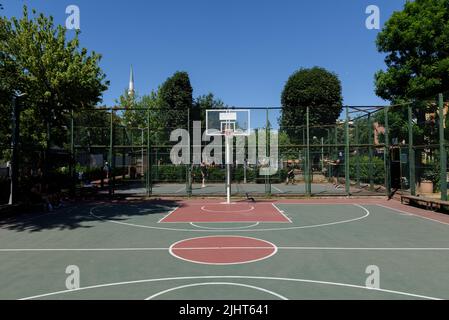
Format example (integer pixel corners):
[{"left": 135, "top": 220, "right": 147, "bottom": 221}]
[{"left": 128, "top": 65, "right": 135, "bottom": 97}]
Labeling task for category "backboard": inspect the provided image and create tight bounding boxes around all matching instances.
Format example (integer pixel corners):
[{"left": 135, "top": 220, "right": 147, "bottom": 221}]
[{"left": 205, "top": 109, "right": 250, "bottom": 136}]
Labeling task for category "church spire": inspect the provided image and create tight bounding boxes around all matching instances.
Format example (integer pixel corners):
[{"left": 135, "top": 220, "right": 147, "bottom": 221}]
[{"left": 128, "top": 65, "right": 135, "bottom": 97}]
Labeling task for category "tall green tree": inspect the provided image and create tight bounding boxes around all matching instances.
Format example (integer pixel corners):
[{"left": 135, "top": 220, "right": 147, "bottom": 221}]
[
  {"left": 280, "top": 67, "right": 343, "bottom": 141},
  {"left": 192, "top": 93, "right": 226, "bottom": 123},
  {"left": 0, "top": 6, "right": 109, "bottom": 156},
  {"left": 117, "top": 89, "right": 167, "bottom": 143},
  {"left": 375, "top": 0, "right": 449, "bottom": 101},
  {"left": 374, "top": 0, "right": 448, "bottom": 146},
  {"left": 158, "top": 71, "right": 193, "bottom": 131}
]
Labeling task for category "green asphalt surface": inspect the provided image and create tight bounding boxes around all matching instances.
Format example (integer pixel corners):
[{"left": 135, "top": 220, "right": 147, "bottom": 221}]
[{"left": 0, "top": 201, "right": 448, "bottom": 300}]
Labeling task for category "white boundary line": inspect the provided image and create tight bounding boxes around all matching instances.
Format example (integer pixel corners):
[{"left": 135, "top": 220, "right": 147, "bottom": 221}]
[
  {"left": 201, "top": 205, "right": 255, "bottom": 213},
  {"left": 19, "top": 275, "right": 441, "bottom": 300},
  {"left": 271, "top": 203, "right": 293, "bottom": 223},
  {"left": 168, "top": 235, "right": 278, "bottom": 266},
  {"left": 375, "top": 204, "right": 413, "bottom": 216},
  {"left": 190, "top": 222, "right": 260, "bottom": 230},
  {"left": 157, "top": 206, "right": 181, "bottom": 223},
  {"left": 376, "top": 204, "right": 449, "bottom": 226},
  {"left": 89, "top": 204, "right": 370, "bottom": 232},
  {"left": 3, "top": 246, "right": 449, "bottom": 253},
  {"left": 144, "top": 282, "right": 288, "bottom": 300},
  {"left": 272, "top": 186, "right": 284, "bottom": 193},
  {"left": 175, "top": 186, "right": 186, "bottom": 193}
]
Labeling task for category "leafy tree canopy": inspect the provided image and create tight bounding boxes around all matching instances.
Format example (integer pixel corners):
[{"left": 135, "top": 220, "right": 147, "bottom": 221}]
[
  {"left": 375, "top": 0, "right": 449, "bottom": 101},
  {"left": 280, "top": 67, "right": 343, "bottom": 141},
  {"left": 158, "top": 71, "right": 193, "bottom": 131},
  {"left": 192, "top": 93, "right": 226, "bottom": 123},
  {"left": 0, "top": 6, "right": 109, "bottom": 151}
]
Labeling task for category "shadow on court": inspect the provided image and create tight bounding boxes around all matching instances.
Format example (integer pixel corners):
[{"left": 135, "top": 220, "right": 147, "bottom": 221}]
[{"left": 0, "top": 199, "right": 180, "bottom": 233}]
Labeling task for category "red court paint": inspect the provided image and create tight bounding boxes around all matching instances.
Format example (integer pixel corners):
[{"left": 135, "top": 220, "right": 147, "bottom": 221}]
[
  {"left": 169, "top": 236, "right": 277, "bottom": 265},
  {"left": 160, "top": 202, "right": 290, "bottom": 223}
]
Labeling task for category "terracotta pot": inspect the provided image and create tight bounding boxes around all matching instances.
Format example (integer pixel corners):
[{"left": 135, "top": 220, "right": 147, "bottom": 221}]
[{"left": 419, "top": 181, "right": 434, "bottom": 194}]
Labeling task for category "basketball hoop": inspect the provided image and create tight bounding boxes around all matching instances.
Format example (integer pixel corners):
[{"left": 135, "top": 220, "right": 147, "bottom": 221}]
[
  {"left": 224, "top": 129, "right": 233, "bottom": 137},
  {"left": 205, "top": 109, "right": 251, "bottom": 204}
]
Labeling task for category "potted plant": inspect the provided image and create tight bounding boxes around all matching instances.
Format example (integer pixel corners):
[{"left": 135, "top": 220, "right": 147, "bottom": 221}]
[{"left": 419, "top": 169, "right": 436, "bottom": 194}]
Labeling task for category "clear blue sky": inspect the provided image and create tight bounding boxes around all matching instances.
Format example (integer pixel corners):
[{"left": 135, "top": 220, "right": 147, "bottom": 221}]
[{"left": 4, "top": 0, "right": 406, "bottom": 108}]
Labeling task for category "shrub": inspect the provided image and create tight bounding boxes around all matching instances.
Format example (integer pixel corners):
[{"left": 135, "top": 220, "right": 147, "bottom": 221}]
[{"left": 348, "top": 155, "right": 385, "bottom": 185}]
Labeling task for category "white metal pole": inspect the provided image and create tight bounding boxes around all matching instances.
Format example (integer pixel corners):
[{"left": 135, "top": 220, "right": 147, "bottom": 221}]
[{"left": 226, "top": 133, "right": 231, "bottom": 204}]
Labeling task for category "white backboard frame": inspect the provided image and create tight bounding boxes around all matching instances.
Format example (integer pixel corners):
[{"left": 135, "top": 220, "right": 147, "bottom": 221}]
[{"left": 205, "top": 109, "right": 251, "bottom": 136}]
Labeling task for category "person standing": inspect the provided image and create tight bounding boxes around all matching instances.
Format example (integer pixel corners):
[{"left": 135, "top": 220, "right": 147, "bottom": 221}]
[
  {"left": 330, "top": 152, "right": 345, "bottom": 189},
  {"left": 285, "top": 164, "right": 295, "bottom": 185},
  {"left": 200, "top": 162, "right": 208, "bottom": 188}
]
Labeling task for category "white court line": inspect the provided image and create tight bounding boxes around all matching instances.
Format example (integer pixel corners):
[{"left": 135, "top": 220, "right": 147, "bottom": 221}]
[
  {"left": 271, "top": 203, "right": 292, "bottom": 223},
  {"left": 19, "top": 275, "right": 441, "bottom": 300},
  {"left": 201, "top": 205, "right": 255, "bottom": 213},
  {"left": 157, "top": 206, "right": 181, "bottom": 223},
  {"left": 175, "top": 186, "right": 186, "bottom": 193},
  {"left": 168, "top": 236, "right": 278, "bottom": 266},
  {"left": 376, "top": 204, "right": 413, "bottom": 216},
  {"left": 190, "top": 222, "right": 260, "bottom": 230},
  {"left": 145, "top": 282, "right": 288, "bottom": 300},
  {"left": 4, "top": 246, "right": 449, "bottom": 252},
  {"left": 376, "top": 204, "right": 449, "bottom": 226},
  {"left": 272, "top": 186, "right": 284, "bottom": 193},
  {"left": 89, "top": 204, "right": 370, "bottom": 232}
]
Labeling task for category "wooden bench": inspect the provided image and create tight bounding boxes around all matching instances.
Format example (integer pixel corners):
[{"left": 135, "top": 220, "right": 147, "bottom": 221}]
[{"left": 401, "top": 195, "right": 449, "bottom": 211}]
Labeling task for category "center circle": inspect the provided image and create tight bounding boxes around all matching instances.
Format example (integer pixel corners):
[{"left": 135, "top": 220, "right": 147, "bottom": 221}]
[{"left": 169, "top": 236, "right": 277, "bottom": 265}]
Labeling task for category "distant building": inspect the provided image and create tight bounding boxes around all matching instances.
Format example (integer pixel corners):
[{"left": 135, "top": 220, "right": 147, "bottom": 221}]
[{"left": 128, "top": 66, "right": 135, "bottom": 98}]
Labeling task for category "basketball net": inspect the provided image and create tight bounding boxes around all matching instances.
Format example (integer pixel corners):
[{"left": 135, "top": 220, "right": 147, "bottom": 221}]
[{"left": 224, "top": 129, "right": 233, "bottom": 137}]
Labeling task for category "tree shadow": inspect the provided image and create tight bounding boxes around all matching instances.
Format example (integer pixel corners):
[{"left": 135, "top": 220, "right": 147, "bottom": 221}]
[{"left": 0, "top": 199, "right": 181, "bottom": 233}]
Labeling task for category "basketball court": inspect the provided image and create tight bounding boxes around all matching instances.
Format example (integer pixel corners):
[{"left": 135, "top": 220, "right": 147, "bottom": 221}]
[
  {"left": 1, "top": 198, "right": 449, "bottom": 300},
  {"left": 2, "top": 107, "right": 449, "bottom": 300}
]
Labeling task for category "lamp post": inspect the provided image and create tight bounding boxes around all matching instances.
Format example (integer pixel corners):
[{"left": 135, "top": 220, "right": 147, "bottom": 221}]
[{"left": 9, "top": 92, "right": 27, "bottom": 205}]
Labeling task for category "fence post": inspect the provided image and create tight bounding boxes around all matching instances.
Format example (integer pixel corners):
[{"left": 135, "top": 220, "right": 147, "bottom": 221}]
[
  {"left": 439, "top": 93, "right": 447, "bottom": 201},
  {"left": 368, "top": 113, "right": 374, "bottom": 191},
  {"left": 408, "top": 104, "right": 416, "bottom": 196},
  {"left": 109, "top": 108, "right": 115, "bottom": 196},
  {"left": 345, "top": 106, "right": 350, "bottom": 195},
  {"left": 146, "top": 110, "right": 151, "bottom": 196},
  {"left": 9, "top": 96, "right": 20, "bottom": 205},
  {"left": 186, "top": 108, "right": 192, "bottom": 197},
  {"left": 306, "top": 106, "right": 311, "bottom": 196},
  {"left": 355, "top": 119, "right": 360, "bottom": 188},
  {"left": 70, "top": 110, "right": 75, "bottom": 195},
  {"left": 384, "top": 106, "right": 391, "bottom": 197},
  {"left": 265, "top": 107, "right": 271, "bottom": 196}
]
